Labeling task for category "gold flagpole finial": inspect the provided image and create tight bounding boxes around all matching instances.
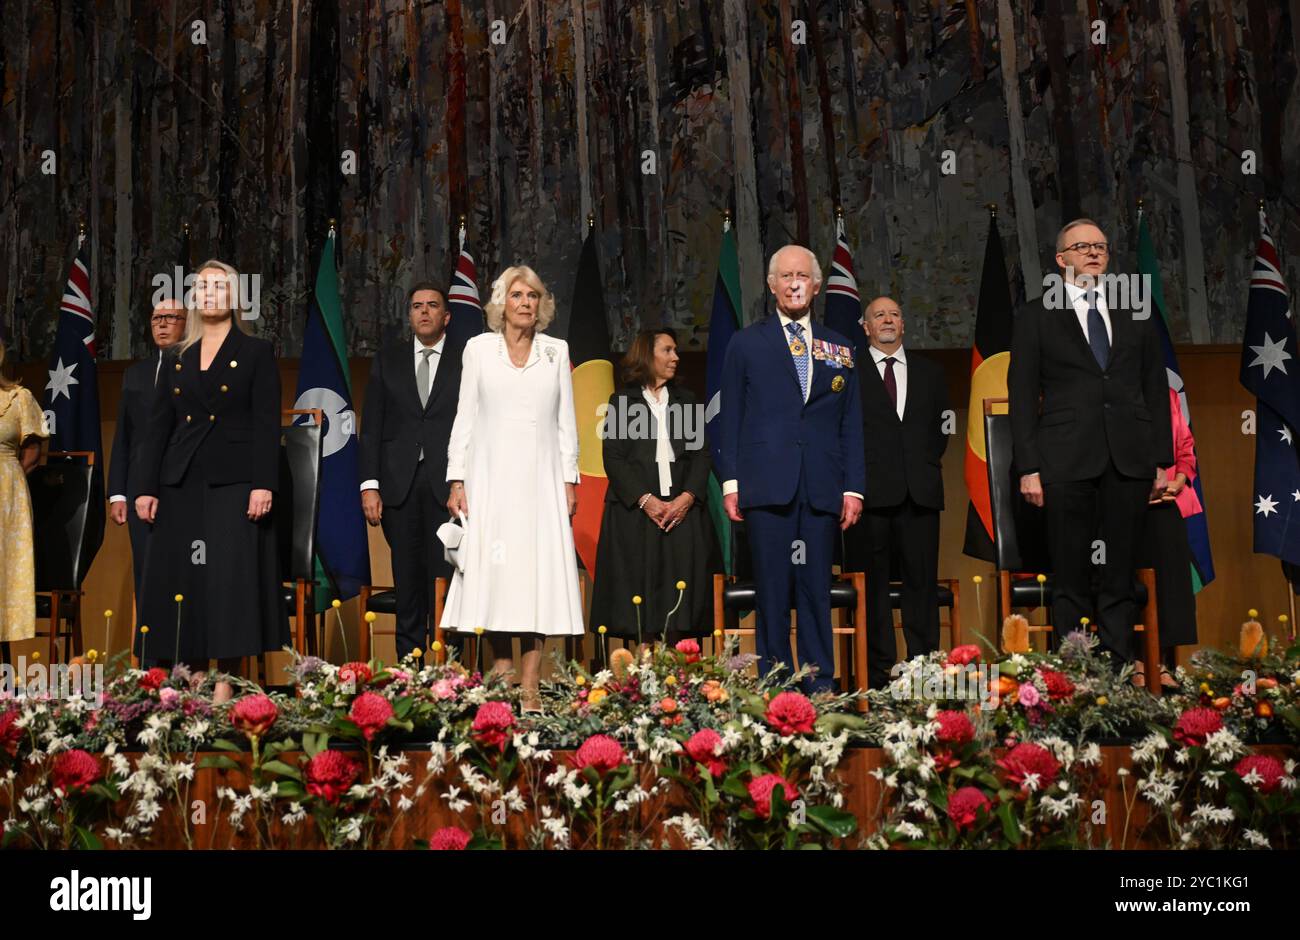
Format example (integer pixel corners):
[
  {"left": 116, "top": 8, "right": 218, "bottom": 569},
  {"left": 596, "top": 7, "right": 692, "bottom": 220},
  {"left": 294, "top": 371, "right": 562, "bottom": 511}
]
[
  {"left": 181, "top": 221, "right": 190, "bottom": 237},
  {"left": 458, "top": 213, "right": 467, "bottom": 227},
  {"left": 1136, "top": 197, "right": 1144, "bottom": 210},
  {"left": 986, "top": 202, "right": 997, "bottom": 217},
  {"left": 834, "top": 204, "right": 844, "bottom": 220},
  {"left": 328, "top": 217, "right": 337, "bottom": 237},
  {"left": 586, "top": 212, "right": 595, "bottom": 230},
  {"left": 1258, "top": 198, "right": 1266, "bottom": 211},
  {"left": 77, "top": 219, "right": 87, "bottom": 236}
]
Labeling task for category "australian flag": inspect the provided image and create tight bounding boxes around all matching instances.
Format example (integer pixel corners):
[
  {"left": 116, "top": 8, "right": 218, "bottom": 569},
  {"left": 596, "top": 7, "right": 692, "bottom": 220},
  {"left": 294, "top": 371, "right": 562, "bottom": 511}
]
[
  {"left": 44, "top": 234, "right": 105, "bottom": 579},
  {"left": 822, "top": 221, "right": 867, "bottom": 356},
  {"left": 1239, "top": 209, "right": 1300, "bottom": 566},
  {"left": 445, "top": 241, "right": 484, "bottom": 351}
]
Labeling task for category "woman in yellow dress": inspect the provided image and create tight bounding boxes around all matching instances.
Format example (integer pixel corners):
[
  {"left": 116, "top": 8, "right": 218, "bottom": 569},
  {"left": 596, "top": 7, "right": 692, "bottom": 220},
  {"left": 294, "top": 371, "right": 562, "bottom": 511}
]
[{"left": 0, "top": 340, "right": 49, "bottom": 656}]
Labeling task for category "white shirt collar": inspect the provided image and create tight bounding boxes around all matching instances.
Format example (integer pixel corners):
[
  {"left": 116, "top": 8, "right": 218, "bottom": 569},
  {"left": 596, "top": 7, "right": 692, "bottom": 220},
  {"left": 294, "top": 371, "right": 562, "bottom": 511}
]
[
  {"left": 777, "top": 310, "right": 812, "bottom": 334},
  {"left": 1064, "top": 280, "right": 1107, "bottom": 308},
  {"left": 868, "top": 344, "right": 906, "bottom": 365},
  {"left": 414, "top": 334, "right": 446, "bottom": 356}
]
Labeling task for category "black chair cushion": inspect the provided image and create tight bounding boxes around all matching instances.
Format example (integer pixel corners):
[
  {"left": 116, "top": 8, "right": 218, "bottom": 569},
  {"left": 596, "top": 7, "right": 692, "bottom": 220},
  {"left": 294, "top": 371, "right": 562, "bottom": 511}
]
[
  {"left": 34, "top": 595, "right": 77, "bottom": 622},
  {"left": 887, "top": 583, "right": 956, "bottom": 608},
  {"left": 722, "top": 579, "right": 857, "bottom": 612},
  {"left": 1008, "top": 576, "right": 1148, "bottom": 611},
  {"left": 365, "top": 590, "right": 399, "bottom": 616}
]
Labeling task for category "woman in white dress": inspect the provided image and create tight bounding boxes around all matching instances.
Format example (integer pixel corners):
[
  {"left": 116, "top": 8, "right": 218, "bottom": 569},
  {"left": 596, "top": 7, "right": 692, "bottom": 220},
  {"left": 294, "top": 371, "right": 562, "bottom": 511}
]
[{"left": 442, "top": 265, "right": 584, "bottom": 711}]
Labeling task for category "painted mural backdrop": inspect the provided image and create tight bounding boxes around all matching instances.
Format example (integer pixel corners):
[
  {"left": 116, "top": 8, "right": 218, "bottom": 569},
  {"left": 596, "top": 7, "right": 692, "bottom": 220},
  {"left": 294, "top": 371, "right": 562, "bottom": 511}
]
[{"left": 2, "top": 0, "right": 1298, "bottom": 362}]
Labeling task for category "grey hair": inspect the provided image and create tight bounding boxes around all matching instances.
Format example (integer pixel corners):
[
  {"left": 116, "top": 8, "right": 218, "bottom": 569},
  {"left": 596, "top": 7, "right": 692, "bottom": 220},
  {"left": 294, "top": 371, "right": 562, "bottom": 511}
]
[
  {"left": 1055, "top": 218, "right": 1104, "bottom": 251},
  {"left": 766, "top": 245, "right": 823, "bottom": 286}
]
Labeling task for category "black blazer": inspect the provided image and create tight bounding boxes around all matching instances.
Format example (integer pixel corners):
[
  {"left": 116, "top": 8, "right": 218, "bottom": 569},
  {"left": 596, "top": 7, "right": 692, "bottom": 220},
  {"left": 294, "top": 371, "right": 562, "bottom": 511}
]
[
  {"left": 132, "top": 327, "right": 282, "bottom": 498},
  {"left": 602, "top": 384, "right": 711, "bottom": 507},
  {"left": 358, "top": 337, "right": 463, "bottom": 507},
  {"left": 858, "top": 349, "right": 950, "bottom": 510},
  {"left": 108, "top": 352, "right": 164, "bottom": 500},
  {"left": 1008, "top": 291, "right": 1174, "bottom": 484}
]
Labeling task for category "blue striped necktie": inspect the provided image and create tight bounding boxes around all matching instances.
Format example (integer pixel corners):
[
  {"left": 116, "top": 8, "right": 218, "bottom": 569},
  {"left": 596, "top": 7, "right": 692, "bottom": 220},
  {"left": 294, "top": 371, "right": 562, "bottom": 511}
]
[
  {"left": 786, "top": 321, "right": 810, "bottom": 399},
  {"left": 1085, "top": 290, "right": 1109, "bottom": 369}
]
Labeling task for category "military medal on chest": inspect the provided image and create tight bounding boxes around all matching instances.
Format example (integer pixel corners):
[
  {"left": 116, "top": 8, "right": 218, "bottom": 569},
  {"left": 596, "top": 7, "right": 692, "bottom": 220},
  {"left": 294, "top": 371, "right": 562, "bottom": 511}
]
[{"left": 788, "top": 336, "right": 806, "bottom": 356}]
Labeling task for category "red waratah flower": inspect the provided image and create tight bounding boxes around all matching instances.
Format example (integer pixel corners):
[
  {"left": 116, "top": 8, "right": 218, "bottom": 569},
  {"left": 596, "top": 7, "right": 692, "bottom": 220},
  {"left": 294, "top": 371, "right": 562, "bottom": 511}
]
[
  {"left": 748, "top": 773, "right": 796, "bottom": 820},
  {"left": 0, "top": 708, "right": 21, "bottom": 757},
  {"left": 50, "top": 749, "right": 103, "bottom": 794},
  {"left": 934, "top": 710, "right": 975, "bottom": 746},
  {"left": 305, "top": 749, "right": 362, "bottom": 804},
  {"left": 1234, "top": 755, "right": 1287, "bottom": 794},
  {"left": 573, "top": 734, "right": 627, "bottom": 774},
  {"left": 348, "top": 691, "right": 394, "bottom": 741},
  {"left": 1173, "top": 707, "right": 1224, "bottom": 748},
  {"left": 674, "top": 638, "right": 701, "bottom": 663},
  {"left": 137, "top": 667, "right": 169, "bottom": 691},
  {"left": 997, "top": 742, "right": 1062, "bottom": 791},
  {"left": 948, "top": 786, "right": 991, "bottom": 832},
  {"left": 471, "top": 701, "right": 516, "bottom": 752},
  {"left": 429, "top": 826, "right": 471, "bottom": 850},
  {"left": 684, "top": 728, "right": 727, "bottom": 777},
  {"left": 229, "top": 694, "right": 279, "bottom": 738},
  {"left": 945, "top": 645, "right": 981, "bottom": 667},
  {"left": 765, "top": 691, "right": 817, "bottom": 735},
  {"left": 338, "top": 662, "right": 373, "bottom": 688},
  {"left": 1036, "top": 667, "right": 1076, "bottom": 701}
]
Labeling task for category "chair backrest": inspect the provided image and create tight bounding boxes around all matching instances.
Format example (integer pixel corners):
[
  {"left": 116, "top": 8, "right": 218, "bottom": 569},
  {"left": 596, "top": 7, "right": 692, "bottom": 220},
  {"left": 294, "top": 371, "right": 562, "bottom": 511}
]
[
  {"left": 982, "top": 401, "right": 1051, "bottom": 574},
  {"left": 278, "top": 410, "right": 324, "bottom": 582},
  {"left": 29, "top": 452, "right": 95, "bottom": 590}
]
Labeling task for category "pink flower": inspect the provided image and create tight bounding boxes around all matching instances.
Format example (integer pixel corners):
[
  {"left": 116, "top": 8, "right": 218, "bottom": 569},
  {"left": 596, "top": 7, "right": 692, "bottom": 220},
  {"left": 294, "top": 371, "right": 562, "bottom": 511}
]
[
  {"left": 934, "top": 710, "right": 975, "bottom": 746},
  {"left": 948, "top": 786, "right": 991, "bottom": 832},
  {"left": 347, "top": 691, "right": 394, "bottom": 741},
  {"left": 431, "top": 679, "right": 457, "bottom": 701},
  {"left": 471, "top": 701, "right": 516, "bottom": 752},
  {"left": 683, "top": 729, "right": 727, "bottom": 777},
  {"left": 764, "top": 691, "right": 817, "bottom": 735},
  {"left": 674, "top": 638, "right": 701, "bottom": 664},
  {"left": 305, "top": 750, "right": 362, "bottom": 804},
  {"left": 51, "top": 749, "right": 103, "bottom": 794},
  {"left": 1173, "top": 708, "right": 1224, "bottom": 748},
  {"left": 229, "top": 694, "right": 278, "bottom": 738},
  {"left": 1017, "top": 682, "right": 1041, "bottom": 708},
  {"left": 997, "top": 742, "right": 1061, "bottom": 791},
  {"left": 1234, "top": 755, "right": 1286, "bottom": 794},
  {"left": 573, "top": 734, "right": 626, "bottom": 774},
  {"left": 158, "top": 687, "right": 181, "bottom": 710},
  {"left": 747, "top": 773, "right": 796, "bottom": 820},
  {"left": 429, "top": 826, "right": 471, "bottom": 850},
  {"left": 945, "top": 645, "right": 981, "bottom": 667}
]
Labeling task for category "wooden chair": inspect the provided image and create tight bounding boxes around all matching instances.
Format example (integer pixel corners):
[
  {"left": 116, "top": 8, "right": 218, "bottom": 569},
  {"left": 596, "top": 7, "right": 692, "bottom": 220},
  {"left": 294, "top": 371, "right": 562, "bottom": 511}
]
[
  {"left": 983, "top": 398, "right": 1162, "bottom": 695},
  {"left": 712, "top": 524, "right": 869, "bottom": 712},
  {"left": 28, "top": 451, "right": 96, "bottom": 664}
]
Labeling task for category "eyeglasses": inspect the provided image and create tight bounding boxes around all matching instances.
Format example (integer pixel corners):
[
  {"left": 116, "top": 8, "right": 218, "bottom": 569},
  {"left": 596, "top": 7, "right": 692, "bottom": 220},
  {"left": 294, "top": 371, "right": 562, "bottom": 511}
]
[
  {"left": 1060, "top": 241, "right": 1109, "bottom": 255},
  {"left": 151, "top": 314, "right": 186, "bottom": 325}
]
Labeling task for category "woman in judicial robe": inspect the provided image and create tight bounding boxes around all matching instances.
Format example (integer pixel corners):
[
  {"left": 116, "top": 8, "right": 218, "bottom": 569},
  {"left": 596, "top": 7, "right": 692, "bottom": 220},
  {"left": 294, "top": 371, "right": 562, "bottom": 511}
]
[
  {"left": 133, "top": 260, "right": 287, "bottom": 701},
  {"left": 590, "top": 329, "right": 721, "bottom": 645}
]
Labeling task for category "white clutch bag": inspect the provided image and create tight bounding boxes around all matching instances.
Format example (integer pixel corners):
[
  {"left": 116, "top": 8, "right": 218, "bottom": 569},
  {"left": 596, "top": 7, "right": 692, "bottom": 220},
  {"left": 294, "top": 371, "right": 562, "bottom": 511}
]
[{"left": 436, "top": 511, "right": 470, "bottom": 573}]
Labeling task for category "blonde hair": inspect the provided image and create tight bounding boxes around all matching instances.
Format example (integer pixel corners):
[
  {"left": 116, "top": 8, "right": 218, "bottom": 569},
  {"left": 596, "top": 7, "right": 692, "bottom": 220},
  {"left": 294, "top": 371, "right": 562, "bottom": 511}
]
[
  {"left": 179, "top": 259, "right": 247, "bottom": 354},
  {"left": 483, "top": 265, "right": 556, "bottom": 332}
]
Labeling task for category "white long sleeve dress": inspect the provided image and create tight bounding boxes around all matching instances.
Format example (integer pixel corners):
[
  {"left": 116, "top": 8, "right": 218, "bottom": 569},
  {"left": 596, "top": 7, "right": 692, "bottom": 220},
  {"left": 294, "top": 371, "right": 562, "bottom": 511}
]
[{"left": 439, "top": 331, "right": 585, "bottom": 635}]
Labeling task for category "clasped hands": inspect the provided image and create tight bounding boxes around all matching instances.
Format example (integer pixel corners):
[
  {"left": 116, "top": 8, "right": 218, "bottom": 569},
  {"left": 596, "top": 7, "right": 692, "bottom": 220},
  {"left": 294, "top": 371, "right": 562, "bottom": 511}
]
[{"left": 642, "top": 492, "right": 695, "bottom": 531}]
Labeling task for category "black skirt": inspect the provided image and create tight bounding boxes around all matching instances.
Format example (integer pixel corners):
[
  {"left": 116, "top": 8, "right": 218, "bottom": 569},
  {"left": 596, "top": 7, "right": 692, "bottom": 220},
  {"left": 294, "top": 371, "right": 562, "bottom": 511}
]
[
  {"left": 589, "top": 494, "right": 722, "bottom": 640},
  {"left": 134, "top": 454, "right": 287, "bottom": 664},
  {"left": 1136, "top": 501, "right": 1198, "bottom": 648}
]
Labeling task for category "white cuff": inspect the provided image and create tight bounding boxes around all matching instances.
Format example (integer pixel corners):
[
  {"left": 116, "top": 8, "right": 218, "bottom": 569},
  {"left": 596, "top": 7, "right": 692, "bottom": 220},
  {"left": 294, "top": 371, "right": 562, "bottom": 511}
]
[
  {"left": 722, "top": 479, "right": 738, "bottom": 496},
  {"left": 109, "top": 494, "right": 127, "bottom": 503},
  {"left": 844, "top": 491, "right": 863, "bottom": 500},
  {"left": 359, "top": 480, "right": 379, "bottom": 492}
]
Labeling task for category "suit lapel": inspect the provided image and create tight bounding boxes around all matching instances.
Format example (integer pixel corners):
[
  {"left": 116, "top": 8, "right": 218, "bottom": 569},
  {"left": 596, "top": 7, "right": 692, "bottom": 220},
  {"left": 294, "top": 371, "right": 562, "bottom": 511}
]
[
  {"left": 424, "top": 342, "right": 455, "bottom": 414},
  {"left": 767, "top": 316, "right": 804, "bottom": 401},
  {"left": 861, "top": 349, "right": 902, "bottom": 424},
  {"left": 1052, "top": 296, "right": 1100, "bottom": 373},
  {"left": 395, "top": 340, "right": 421, "bottom": 415}
]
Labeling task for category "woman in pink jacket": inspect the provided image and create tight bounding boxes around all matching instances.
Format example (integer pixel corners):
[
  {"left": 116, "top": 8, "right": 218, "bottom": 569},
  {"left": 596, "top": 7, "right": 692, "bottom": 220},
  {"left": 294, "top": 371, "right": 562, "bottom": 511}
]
[{"left": 1134, "top": 386, "right": 1201, "bottom": 688}]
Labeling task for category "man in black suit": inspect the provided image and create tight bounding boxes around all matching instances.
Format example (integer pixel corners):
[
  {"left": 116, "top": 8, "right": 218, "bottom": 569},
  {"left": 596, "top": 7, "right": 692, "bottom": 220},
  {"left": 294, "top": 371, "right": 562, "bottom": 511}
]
[
  {"left": 108, "top": 297, "right": 186, "bottom": 597},
  {"left": 1009, "top": 219, "right": 1173, "bottom": 666},
  {"left": 849, "top": 296, "right": 951, "bottom": 688},
  {"left": 358, "top": 282, "right": 463, "bottom": 660}
]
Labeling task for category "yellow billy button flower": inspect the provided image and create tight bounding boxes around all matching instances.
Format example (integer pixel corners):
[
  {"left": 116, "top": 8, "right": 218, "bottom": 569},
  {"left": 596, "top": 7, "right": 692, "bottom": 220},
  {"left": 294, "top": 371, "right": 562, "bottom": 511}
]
[
  {"left": 364, "top": 612, "right": 377, "bottom": 623},
  {"left": 474, "top": 627, "right": 485, "bottom": 636},
  {"left": 664, "top": 675, "right": 677, "bottom": 686},
  {"left": 332, "top": 599, "right": 342, "bottom": 609},
  {"left": 675, "top": 581, "right": 686, "bottom": 591},
  {"left": 972, "top": 575, "right": 982, "bottom": 584},
  {"left": 412, "top": 647, "right": 424, "bottom": 658},
  {"left": 1248, "top": 608, "right": 1258, "bottom": 619},
  {"left": 103, "top": 609, "right": 114, "bottom": 619},
  {"left": 632, "top": 595, "right": 642, "bottom": 606},
  {"left": 174, "top": 594, "right": 184, "bottom": 603},
  {"left": 1095, "top": 696, "right": 1108, "bottom": 706},
  {"left": 86, "top": 649, "right": 99, "bottom": 663},
  {"left": 598, "top": 625, "right": 607, "bottom": 635},
  {"left": 713, "top": 629, "right": 723, "bottom": 638},
  {"left": 1036, "top": 574, "right": 1046, "bottom": 584},
  {"left": 139, "top": 627, "right": 149, "bottom": 635},
  {"left": 431, "top": 641, "right": 443, "bottom": 653}
]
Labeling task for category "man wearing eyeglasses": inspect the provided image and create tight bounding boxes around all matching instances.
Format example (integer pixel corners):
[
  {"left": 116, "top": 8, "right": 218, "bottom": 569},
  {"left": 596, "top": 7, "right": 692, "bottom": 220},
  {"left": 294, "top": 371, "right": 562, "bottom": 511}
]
[
  {"left": 1008, "top": 219, "right": 1173, "bottom": 670},
  {"left": 108, "top": 297, "right": 186, "bottom": 597}
]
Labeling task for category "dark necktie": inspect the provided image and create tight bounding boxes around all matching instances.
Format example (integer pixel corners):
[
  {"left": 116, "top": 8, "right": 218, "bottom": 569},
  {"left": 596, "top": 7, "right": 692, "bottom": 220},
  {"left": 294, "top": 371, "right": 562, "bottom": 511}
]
[
  {"left": 1086, "top": 291, "right": 1110, "bottom": 370},
  {"left": 882, "top": 356, "right": 898, "bottom": 412}
]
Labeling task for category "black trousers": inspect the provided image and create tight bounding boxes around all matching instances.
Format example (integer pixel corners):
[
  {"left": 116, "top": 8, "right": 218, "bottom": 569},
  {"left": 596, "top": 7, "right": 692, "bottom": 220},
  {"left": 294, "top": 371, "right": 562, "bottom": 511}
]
[
  {"left": 380, "top": 459, "right": 452, "bottom": 660},
  {"left": 861, "top": 497, "right": 941, "bottom": 689},
  {"left": 1044, "top": 460, "right": 1150, "bottom": 663},
  {"left": 127, "top": 509, "right": 152, "bottom": 600}
]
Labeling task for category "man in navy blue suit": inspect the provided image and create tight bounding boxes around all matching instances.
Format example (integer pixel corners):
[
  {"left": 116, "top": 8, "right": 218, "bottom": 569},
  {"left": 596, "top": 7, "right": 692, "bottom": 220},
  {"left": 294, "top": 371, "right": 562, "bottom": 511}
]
[{"left": 717, "top": 245, "right": 866, "bottom": 693}]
